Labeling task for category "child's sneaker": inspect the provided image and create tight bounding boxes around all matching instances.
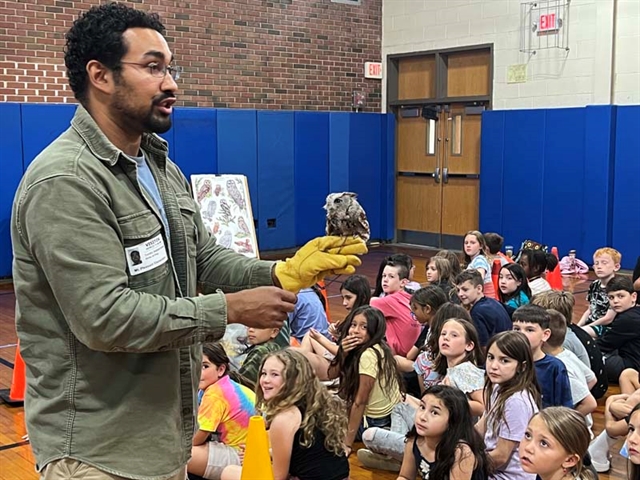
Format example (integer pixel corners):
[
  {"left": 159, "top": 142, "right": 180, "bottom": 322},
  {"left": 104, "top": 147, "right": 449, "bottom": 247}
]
[{"left": 357, "top": 448, "right": 402, "bottom": 472}]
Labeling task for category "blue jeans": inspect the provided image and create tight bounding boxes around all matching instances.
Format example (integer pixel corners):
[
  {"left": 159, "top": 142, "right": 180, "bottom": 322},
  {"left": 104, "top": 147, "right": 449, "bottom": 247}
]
[{"left": 356, "top": 414, "right": 391, "bottom": 441}]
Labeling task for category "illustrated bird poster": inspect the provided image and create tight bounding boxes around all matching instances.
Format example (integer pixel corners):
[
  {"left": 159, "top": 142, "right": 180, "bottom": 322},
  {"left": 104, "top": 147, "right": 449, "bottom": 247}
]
[{"left": 190, "top": 174, "right": 259, "bottom": 259}]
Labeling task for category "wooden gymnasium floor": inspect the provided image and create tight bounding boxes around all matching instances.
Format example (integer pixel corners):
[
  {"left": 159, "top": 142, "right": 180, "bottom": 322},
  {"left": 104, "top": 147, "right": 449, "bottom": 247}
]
[{"left": 0, "top": 244, "right": 630, "bottom": 479}]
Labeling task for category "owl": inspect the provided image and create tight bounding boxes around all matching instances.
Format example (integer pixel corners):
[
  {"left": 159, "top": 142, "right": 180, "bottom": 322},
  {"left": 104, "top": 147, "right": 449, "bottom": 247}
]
[
  {"left": 218, "top": 230, "right": 233, "bottom": 249},
  {"left": 324, "top": 192, "right": 370, "bottom": 242}
]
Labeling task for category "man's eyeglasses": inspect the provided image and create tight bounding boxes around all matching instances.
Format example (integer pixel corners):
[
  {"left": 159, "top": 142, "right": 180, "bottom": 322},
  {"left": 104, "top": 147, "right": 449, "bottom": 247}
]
[{"left": 120, "top": 62, "right": 183, "bottom": 81}]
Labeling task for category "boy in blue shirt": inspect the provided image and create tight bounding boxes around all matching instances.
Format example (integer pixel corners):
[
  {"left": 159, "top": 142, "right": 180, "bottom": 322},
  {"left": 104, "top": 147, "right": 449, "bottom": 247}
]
[
  {"left": 455, "top": 270, "right": 512, "bottom": 348},
  {"left": 512, "top": 304, "right": 573, "bottom": 408}
]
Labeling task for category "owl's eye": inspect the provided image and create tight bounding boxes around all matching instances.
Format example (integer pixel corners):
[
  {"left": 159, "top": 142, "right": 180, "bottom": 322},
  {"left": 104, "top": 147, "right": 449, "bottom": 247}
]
[{"left": 335, "top": 198, "right": 342, "bottom": 204}]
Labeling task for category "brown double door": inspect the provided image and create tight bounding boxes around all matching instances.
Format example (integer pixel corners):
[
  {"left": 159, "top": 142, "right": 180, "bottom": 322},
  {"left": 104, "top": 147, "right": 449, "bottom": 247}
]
[
  {"left": 391, "top": 47, "right": 490, "bottom": 249},
  {"left": 396, "top": 104, "right": 481, "bottom": 249}
]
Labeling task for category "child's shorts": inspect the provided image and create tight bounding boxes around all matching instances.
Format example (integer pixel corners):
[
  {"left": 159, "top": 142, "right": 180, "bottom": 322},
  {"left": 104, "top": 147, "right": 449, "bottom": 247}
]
[{"left": 204, "top": 441, "right": 241, "bottom": 480}]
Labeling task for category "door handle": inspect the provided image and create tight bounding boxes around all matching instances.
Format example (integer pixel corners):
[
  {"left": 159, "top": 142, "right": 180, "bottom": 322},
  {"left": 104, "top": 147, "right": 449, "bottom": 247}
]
[
  {"left": 443, "top": 167, "right": 449, "bottom": 184},
  {"left": 433, "top": 167, "right": 440, "bottom": 183}
]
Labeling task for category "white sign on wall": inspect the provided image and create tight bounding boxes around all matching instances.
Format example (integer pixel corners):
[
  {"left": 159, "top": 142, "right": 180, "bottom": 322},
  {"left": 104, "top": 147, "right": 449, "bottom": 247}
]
[{"left": 364, "top": 61, "right": 382, "bottom": 79}]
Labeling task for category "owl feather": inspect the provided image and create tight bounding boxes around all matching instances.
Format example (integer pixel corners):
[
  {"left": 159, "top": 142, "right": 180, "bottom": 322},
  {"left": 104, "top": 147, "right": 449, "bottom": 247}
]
[{"left": 324, "top": 192, "right": 370, "bottom": 242}]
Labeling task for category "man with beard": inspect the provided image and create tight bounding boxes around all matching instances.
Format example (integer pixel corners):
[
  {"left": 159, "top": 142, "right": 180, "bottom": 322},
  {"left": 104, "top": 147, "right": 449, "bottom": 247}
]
[{"left": 10, "top": 3, "right": 366, "bottom": 479}]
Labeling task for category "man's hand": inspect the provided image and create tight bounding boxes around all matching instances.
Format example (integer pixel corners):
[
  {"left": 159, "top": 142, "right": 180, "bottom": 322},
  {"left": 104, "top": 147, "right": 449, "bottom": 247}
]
[
  {"left": 274, "top": 236, "right": 367, "bottom": 292},
  {"left": 225, "top": 287, "right": 297, "bottom": 329}
]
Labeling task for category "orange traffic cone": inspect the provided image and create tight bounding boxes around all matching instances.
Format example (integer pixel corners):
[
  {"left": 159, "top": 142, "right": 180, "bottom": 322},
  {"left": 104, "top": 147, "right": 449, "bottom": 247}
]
[
  {"left": 0, "top": 344, "right": 26, "bottom": 406},
  {"left": 317, "top": 280, "right": 331, "bottom": 322},
  {"left": 491, "top": 259, "right": 502, "bottom": 297},
  {"left": 241, "top": 416, "right": 274, "bottom": 480},
  {"left": 547, "top": 246, "right": 563, "bottom": 291}
]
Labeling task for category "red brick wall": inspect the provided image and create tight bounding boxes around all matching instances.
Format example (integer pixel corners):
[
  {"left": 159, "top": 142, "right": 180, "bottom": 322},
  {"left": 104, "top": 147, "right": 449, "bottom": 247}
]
[{"left": 0, "top": 0, "right": 382, "bottom": 111}]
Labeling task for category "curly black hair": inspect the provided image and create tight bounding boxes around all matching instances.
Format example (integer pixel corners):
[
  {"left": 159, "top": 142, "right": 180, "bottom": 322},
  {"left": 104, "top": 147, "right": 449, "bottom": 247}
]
[{"left": 64, "top": 2, "right": 166, "bottom": 103}]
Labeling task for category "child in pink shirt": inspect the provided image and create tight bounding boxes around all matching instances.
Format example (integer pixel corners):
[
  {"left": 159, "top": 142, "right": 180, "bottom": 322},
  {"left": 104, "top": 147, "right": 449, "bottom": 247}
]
[{"left": 370, "top": 262, "right": 421, "bottom": 356}]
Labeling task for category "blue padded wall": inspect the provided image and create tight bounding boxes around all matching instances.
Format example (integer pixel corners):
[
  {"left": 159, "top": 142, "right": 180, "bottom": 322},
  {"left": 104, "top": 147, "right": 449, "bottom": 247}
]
[
  {"left": 541, "top": 108, "right": 585, "bottom": 256},
  {"left": 0, "top": 104, "right": 23, "bottom": 277},
  {"left": 257, "top": 111, "right": 295, "bottom": 251},
  {"left": 501, "top": 110, "right": 545, "bottom": 250},
  {"left": 613, "top": 106, "right": 640, "bottom": 270},
  {"left": 21, "top": 104, "right": 76, "bottom": 169},
  {"left": 479, "top": 111, "right": 505, "bottom": 235},
  {"left": 173, "top": 108, "right": 217, "bottom": 183},
  {"left": 294, "top": 112, "right": 329, "bottom": 245},
  {"left": 329, "top": 113, "right": 350, "bottom": 194},
  {"left": 381, "top": 114, "right": 396, "bottom": 241},
  {"left": 349, "top": 113, "right": 383, "bottom": 241},
  {"left": 216, "top": 110, "right": 258, "bottom": 228},
  {"left": 158, "top": 119, "right": 175, "bottom": 160},
  {"left": 582, "top": 106, "right": 617, "bottom": 258}
]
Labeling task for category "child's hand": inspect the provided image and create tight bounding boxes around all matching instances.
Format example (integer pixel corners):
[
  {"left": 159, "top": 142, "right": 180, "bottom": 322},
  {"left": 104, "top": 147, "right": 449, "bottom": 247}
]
[
  {"left": 341, "top": 335, "right": 361, "bottom": 353},
  {"left": 237, "top": 444, "right": 246, "bottom": 464},
  {"left": 344, "top": 445, "right": 352, "bottom": 457},
  {"left": 328, "top": 323, "right": 339, "bottom": 339},
  {"left": 309, "top": 328, "right": 323, "bottom": 341}
]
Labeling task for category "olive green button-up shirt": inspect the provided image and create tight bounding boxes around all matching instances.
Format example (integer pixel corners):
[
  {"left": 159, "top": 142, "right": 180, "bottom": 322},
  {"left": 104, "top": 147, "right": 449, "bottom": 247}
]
[{"left": 11, "top": 106, "right": 275, "bottom": 479}]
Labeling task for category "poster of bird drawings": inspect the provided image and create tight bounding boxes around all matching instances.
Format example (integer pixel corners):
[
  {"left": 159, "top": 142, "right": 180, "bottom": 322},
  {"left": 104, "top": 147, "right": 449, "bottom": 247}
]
[{"left": 190, "top": 174, "right": 259, "bottom": 259}]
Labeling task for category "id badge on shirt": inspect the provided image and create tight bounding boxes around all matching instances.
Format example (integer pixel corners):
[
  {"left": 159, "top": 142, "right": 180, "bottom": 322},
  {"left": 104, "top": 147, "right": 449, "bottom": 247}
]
[{"left": 125, "top": 234, "right": 168, "bottom": 276}]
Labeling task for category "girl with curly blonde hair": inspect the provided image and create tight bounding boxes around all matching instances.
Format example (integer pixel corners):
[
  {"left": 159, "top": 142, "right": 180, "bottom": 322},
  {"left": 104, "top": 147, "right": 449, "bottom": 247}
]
[{"left": 222, "top": 348, "right": 349, "bottom": 480}]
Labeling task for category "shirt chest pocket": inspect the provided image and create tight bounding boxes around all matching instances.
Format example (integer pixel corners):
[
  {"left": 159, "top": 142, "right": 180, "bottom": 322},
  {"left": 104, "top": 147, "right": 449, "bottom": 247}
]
[
  {"left": 118, "top": 211, "right": 170, "bottom": 289},
  {"left": 176, "top": 194, "right": 198, "bottom": 258}
]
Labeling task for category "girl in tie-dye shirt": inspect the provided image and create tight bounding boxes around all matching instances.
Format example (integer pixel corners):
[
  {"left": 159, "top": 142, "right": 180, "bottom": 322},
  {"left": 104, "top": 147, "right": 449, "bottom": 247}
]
[{"left": 188, "top": 343, "right": 256, "bottom": 480}]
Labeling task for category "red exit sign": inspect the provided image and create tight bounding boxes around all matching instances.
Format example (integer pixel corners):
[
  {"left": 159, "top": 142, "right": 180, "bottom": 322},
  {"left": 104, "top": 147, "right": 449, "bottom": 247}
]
[
  {"left": 539, "top": 13, "right": 559, "bottom": 32},
  {"left": 364, "top": 62, "right": 382, "bottom": 79}
]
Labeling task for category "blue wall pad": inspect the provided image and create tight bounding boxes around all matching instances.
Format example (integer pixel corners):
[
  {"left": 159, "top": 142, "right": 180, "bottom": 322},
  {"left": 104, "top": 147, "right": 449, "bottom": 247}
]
[
  {"left": 612, "top": 105, "right": 640, "bottom": 270},
  {"left": 381, "top": 114, "right": 396, "bottom": 241},
  {"left": 216, "top": 110, "right": 258, "bottom": 227},
  {"left": 479, "top": 111, "right": 506, "bottom": 235},
  {"left": 582, "top": 105, "right": 616, "bottom": 259},
  {"left": 21, "top": 104, "right": 76, "bottom": 169},
  {"left": 173, "top": 108, "right": 218, "bottom": 183},
  {"left": 294, "top": 112, "right": 329, "bottom": 245},
  {"left": 257, "top": 111, "right": 295, "bottom": 251},
  {"left": 541, "top": 108, "right": 585, "bottom": 256},
  {"left": 0, "top": 103, "right": 23, "bottom": 277},
  {"left": 349, "top": 113, "right": 383, "bottom": 240},
  {"left": 158, "top": 119, "right": 175, "bottom": 160},
  {"left": 501, "top": 110, "right": 546, "bottom": 252},
  {"left": 329, "top": 113, "right": 350, "bottom": 194}
]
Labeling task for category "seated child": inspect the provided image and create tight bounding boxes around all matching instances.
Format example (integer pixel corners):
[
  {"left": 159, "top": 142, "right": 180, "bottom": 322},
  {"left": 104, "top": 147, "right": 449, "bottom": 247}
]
[
  {"left": 477, "top": 331, "right": 541, "bottom": 479},
  {"left": 531, "top": 290, "right": 608, "bottom": 399},
  {"left": 287, "top": 286, "right": 329, "bottom": 342},
  {"left": 372, "top": 253, "right": 420, "bottom": 297},
  {"left": 189, "top": 343, "right": 255, "bottom": 480},
  {"left": 596, "top": 274, "right": 640, "bottom": 384},
  {"left": 485, "top": 232, "right": 512, "bottom": 266},
  {"left": 370, "top": 261, "right": 421, "bottom": 356},
  {"left": 394, "top": 286, "right": 447, "bottom": 398},
  {"left": 626, "top": 404, "right": 640, "bottom": 479},
  {"left": 396, "top": 385, "right": 489, "bottom": 480},
  {"left": 520, "top": 407, "right": 596, "bottom": 480},
  {"left": 425, "top": 256, "right": 457, "bottom": 302},
  {"left": 238, "top": 326, "right": 281, "bottom": 389},
  {"left": 518, "top": 249, "right": 558, "bottom": 297},
  {"left": 455, "top": 270, "right": 512, "bottom": 349},
  {"left": 498, "top": 263, "right": 531, "bottom": 314},
  {"left": 462, "top": 230, "right": 497, "bottom": 299},
  {"left": 577, "top": 247, "right": 621, "bottom": 339},
  {"left": 512, "top": 305, "right": 573, "bottom": 408},
  {"left": 221, "top": 349, "right": 349, "bottom": 480},
  {"left": 544, "top": 310, "right": 597, "bottom": 434},
  {"left": 328, "top": 306, "right": 403, "bottom": 449},
  {"left": 358, "top": 316, "right": 485, "bottom": 471},
  {"left": 435, "top": 249, "right": 463, "bottom": 280},
  {"left": 299, "top": 275, "right": 372, "bottom": 380},
  {"left": 588, "top": 379, "right": 640, "bottom": 472}
]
